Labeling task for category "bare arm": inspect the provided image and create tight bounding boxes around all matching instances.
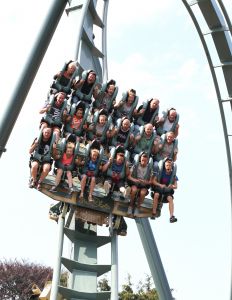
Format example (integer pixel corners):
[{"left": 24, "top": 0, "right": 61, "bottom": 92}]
[
  {"left": 39, "top": 104, "right": 51, "bottom": 114},
  {"left": 101, "top": 157, "right": 113, "bottom": 173},
  {"left": 152, "top": 175, "right": 166, "bottom": 189},
  {"left": 29, "top": 139, "right": 38, "bottom": 154},
  {"left": 168, "top": 178, "right": 177, "bottom": 189}
]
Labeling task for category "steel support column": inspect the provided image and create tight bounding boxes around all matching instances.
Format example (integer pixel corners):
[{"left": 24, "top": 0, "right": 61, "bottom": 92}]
[{"left": 136, "top": 218, "right": 173, "bottom": 300}]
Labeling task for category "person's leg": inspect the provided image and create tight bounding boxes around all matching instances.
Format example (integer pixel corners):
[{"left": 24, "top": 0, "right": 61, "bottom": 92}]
[
  {"left": 89, "top": 176, "right": 96, "bottom": 201},
  {"left": 39, "top": 163, "right": 51, "bottom": 182},
  {"left": 167, "top": 195, "right": 174, "bottom": 216},
  {"left": 66, "top": 170, "right": 74, "bottom": 194},
  {"left": 152, "top": 192, "right": 160, "bottom": 215},
  {"left": 138, "top": 188, "right": 147, "bottom": 207},
  {"left": 50, "top": 168, "right": 62, "bottom": 192},
  {"left": 30, "top": 161, "right": 39, "bottom": 184},
  {"left": 167, "top": 195, "right": 177, "bottom": 223},
  {"left": 129, "top": 185, "right": 137, "bottom": 208},
  {"left": 55, "top": 168, "right": 63, "bottom": 186},
  {"left": 66, "top": 170, "right": 73, "bottom": 188},
  {"left": 80, "top": 175, "right": 87, "bottom": 198},
  {"left": 37, "top": 163, "right": 51, "bottom": 189}
]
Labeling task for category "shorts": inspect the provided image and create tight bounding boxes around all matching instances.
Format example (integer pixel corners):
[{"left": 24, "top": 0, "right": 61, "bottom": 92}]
[
  {"left": 105, "top": 176, "right": 125, "bottom": 190},
  {"left": 29, "top": 156, "right": 53, "bottom": 168},
  {"left": 152, "top": 186, "right": 174, "bottom": 202},
  {"left": 127, "top": 179, "right": 150, "bottom": 189}
]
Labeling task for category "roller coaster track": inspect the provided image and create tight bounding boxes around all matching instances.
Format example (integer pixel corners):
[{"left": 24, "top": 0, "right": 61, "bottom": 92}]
[{"left": 0, "top": 1, "right": 231, "bottom": 300}]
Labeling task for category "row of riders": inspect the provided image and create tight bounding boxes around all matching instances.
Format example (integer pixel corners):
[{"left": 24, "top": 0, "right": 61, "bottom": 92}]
[{"left": 29, "top": 60, "right": 180, "bottom": 231}]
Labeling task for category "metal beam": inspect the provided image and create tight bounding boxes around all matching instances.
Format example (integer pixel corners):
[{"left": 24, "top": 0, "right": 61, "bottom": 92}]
[
  {"left": 136, "top": 218, "right": 173, "bottom": 300},
  {"left": 0, "top": 0, "right": 68, "bottom": 158}
]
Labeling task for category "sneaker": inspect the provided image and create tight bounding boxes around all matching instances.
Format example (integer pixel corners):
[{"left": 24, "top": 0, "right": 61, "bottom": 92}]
[
  {"left": 49, "top": 212, "right": 59, "bottom": 222},
  {"left": 37, "top": 181, "right": 42, "bottom": 191},
  {"left": 150, "top": 210, "right": 157, "bottom": 220},
  {"left": 127, "top": 206, "right": 133, "bottom": 215},
  {"left": 124, "top": 186, "right": 131, "bottom": 199},
  {"left": 118, "top": 230, "right": 127, "bottom": 236},
  {"left": 68, "top": 186, "right": 74, "bottom": 195},
  {"left": 49, "top": 186, "right": 57, "bottom": 193},
  {"left": 103, "top": 181, "right": 110, "bottom": 195},
  {"left": 134, "top": 208, "right": 139, "bottom": 217},
  {"left": 170, "top": 216, "right": 177, "bottom": 223},
  {"left": 29, "top": 178, "right": 36, "bottom": 189}
]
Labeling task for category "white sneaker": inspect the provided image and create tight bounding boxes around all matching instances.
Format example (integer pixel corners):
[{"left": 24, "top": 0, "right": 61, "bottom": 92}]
[
  {"left": 124, "top": 186, "right": 131, "bottom": 198},
  {"left": 103, "top": 181, "right": 111, "bottom": 195}
]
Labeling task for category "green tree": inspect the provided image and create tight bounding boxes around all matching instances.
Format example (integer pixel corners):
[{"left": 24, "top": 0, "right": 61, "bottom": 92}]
[
  {"left": 97, "top": 273, "right": 160, "bottom": 299},
  {"left": 98, "top": 276, "right": 111, "bottom": 291},
  {"left": 119, "top": 274, "right": 137, "bottom": 300}
]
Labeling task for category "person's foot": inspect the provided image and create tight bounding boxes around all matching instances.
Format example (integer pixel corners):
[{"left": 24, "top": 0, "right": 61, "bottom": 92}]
[
  {"left": 49, "top": 185, "right": 58, "bottom": 193},
  {"left": 134, "top": 208, "right": 139, "bottom": 217},
  {"left": 37, "top": 181, "right": 42, "bottom": 191},
  {"left": 127, "top": 206, "right": 133, "bottom": 215},
  {"left": 103, "top": 181, "right": 110, "bottom": 195},
  {"left": 170, "top": 215, "right": 177, "bottom": 223},
  {"left": 150, "top": 210, "right": 157, "bottom": 220},
  {"left": 29, "top": 178, "right": 36, "bottom": 188},
  {"left": 88, "top": 195, "right": 94, "bottom": 202},
  {"left": 68, "top": 186, "right": 74, "bottom": 195},
  {"left": 79, "top": 193, "right": 84, "bottom": 200},
  {"left": 151, "top": 213, "right": 156, "bottom": 220},
  {"left": 124, "top": 186, "right": 131, "bottom": 199},
  {"left": 117, "top": 230, "right": 127, "bottom": 236}
]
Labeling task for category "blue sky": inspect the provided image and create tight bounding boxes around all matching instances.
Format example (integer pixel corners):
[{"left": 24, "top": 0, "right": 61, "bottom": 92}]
[{"left": 0, "top": 1, "right": 231, "bottom": 300}]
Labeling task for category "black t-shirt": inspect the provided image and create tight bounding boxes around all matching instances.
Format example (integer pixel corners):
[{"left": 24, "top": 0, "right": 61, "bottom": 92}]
[
  {"left": 37, "top": 137, "right": 52, "bottom": 155},
  {"left": 116, "top": 128, "right": 129, "bottom": 144},
  {"left": 81, "top": 80, "right": 94, "bottom": 95}
]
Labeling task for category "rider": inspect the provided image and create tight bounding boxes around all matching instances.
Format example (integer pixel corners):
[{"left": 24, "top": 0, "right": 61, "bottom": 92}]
[
  {"left": 29, "top": 127, "right": 56, "bottom": 190},
  {"left": 151, "top": 157, "right": 178, "bottom": 223}
]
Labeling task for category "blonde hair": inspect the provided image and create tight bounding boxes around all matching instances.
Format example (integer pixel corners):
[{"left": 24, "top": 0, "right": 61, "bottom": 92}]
[{"left": 91, "top": 149, "right": 100, "bottom": 157}]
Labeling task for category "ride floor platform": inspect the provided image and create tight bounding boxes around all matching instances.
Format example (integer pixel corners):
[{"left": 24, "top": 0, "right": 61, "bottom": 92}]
[{"left": 37, "top": 175, "right": 159, "bottom": 225}]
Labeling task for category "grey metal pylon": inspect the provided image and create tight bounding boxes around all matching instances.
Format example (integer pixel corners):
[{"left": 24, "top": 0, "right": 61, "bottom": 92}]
[
  {"left": 0, "top": 0, "right": 68, "bottom": 158},
  {"left": 136, "top": 218, "right": 173, "bottom": 300}
]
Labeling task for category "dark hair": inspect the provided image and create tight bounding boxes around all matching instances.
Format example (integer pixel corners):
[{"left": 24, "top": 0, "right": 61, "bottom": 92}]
[
  {"left": 65, "top": 60, "right": 74, "bottom": 71},
  {"left": 140, "top": 151, "right": 148, "bottom": 158},
  {"left": 88, "top": 70, "right": 96, "bottom": 77},
  {"left": 76, "top": 101, "right": 85, "bottom": 111},
  {"left": 130, "top": 88, "right": 136, "bottom": 95},
  {"left": 107, "top": 79, "right": 116, "bottom": 87},
  {"left": 164, "top": 157, "right": 173, "bottom": 163},
  {"left": 168, "top": 108, "right": 176, "bottom": 116},
  {"left": 99, "top": 108, "right": 108, "bottom": 116},
  {"left": 115, "top": 145, "right": 125, "bottom": 155}
]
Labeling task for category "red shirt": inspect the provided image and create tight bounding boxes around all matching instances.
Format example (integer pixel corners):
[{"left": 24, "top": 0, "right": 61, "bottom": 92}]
[
  {"left": 71, "top": 115, "right": 83, "bottom": 129},
  {"left": 61, "top": 153, "right": 74, "bottom": 166}
]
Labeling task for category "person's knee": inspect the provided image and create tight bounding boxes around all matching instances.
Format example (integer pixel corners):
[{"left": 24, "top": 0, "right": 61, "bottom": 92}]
[
  {"left": 140, "top": 189, "right": 147, "bottom": 197},
  {"left": 154, "top": 192, "right": 160, "bottom": 200},
  {"left": 167, "top": 195, "right": 173, "bottom": 202},
  {"left": 82, "top": 174, "right": 87, "bottom": 181},
  {"left": 131, "top": 186, "right": 137, "bottom": 193},
  {"left": 57, "top": 168, "right": 63, "bottom": 175},
  {"left": 43, "top": 164, "right": 51, "bottom": 173}
]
